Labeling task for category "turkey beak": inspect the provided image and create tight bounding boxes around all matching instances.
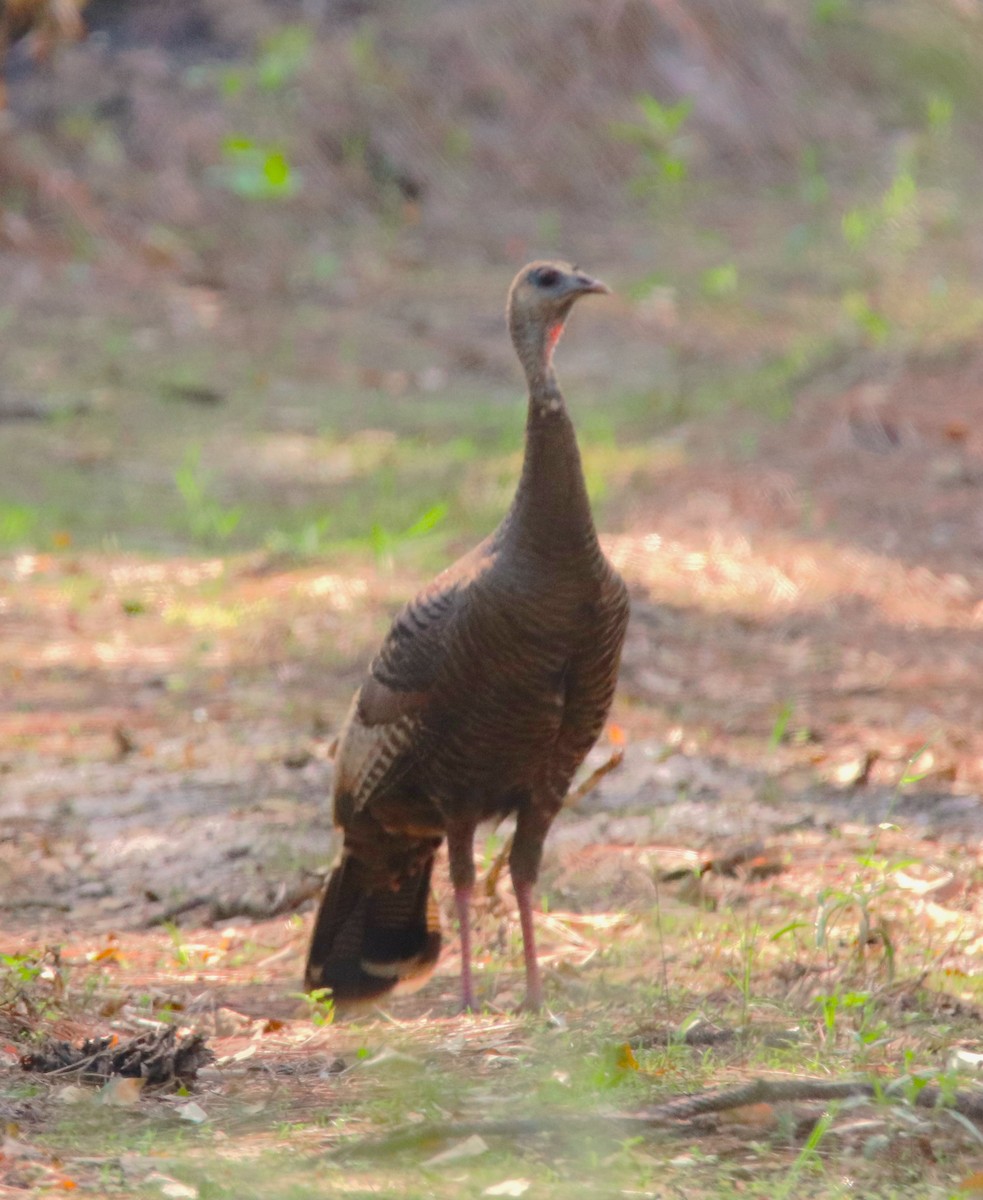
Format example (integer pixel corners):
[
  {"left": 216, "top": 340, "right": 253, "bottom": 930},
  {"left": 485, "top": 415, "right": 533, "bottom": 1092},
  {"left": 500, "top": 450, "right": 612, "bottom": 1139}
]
[{"left": 572, "top": 273, "right": 611, "bottom": 297}]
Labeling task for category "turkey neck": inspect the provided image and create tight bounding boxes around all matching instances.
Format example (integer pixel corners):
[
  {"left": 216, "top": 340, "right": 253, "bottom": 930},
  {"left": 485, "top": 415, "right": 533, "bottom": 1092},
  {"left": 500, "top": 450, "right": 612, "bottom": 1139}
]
[{"left": 503, "top": 329, "right": 600, "bottom": 564}]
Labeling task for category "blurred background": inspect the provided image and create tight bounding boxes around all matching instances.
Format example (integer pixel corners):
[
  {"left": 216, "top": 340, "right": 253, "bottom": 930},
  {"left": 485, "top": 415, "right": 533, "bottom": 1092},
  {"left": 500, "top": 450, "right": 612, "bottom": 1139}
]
[{"left": 2, "top": 0, "right": 983, "bottom": 563}]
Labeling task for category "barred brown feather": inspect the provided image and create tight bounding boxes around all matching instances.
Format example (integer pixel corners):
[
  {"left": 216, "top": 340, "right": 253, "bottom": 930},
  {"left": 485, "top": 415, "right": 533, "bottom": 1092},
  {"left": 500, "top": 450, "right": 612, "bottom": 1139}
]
[{"left": 305, "top": 262, "right": 629, "bottom": 1011}]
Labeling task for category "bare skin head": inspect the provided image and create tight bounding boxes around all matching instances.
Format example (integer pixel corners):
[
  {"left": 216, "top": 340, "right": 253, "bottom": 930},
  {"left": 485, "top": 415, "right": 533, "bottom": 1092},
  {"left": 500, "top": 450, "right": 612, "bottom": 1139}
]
[{"left": 507, "top": 261, "right": 610, "bottom": 395}]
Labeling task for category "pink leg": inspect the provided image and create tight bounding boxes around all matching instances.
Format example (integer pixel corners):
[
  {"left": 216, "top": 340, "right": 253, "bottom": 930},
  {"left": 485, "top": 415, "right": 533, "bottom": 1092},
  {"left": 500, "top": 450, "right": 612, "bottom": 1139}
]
[
  {"left": 454, "top": 884, "right": 476, "bottom": 1011},
  {"left": 447, "top": 821, "right": 478, "bottom": 1012},
  {"left": 513, "top": 879, "right": 543, "bottom": 1011}
]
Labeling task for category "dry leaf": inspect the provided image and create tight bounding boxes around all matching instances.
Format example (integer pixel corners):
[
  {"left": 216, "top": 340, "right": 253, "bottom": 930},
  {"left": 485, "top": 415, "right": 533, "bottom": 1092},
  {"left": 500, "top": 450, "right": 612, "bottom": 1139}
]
[
  {"left": 949, "top": 1050, "right": 983, "bottom": 1074},
  {"left": 216, "top": 1043, "right": 257, "bottom": 1066},
  {"left": 100, "top": 1076, "right": 144, "bottom": 1107},
  {"left": 147, "top": 1174, "right": 198, "bottom": 1199},
  {"left": 483, "top": 1180, "right": 531, "bottom": 1197},
  {"left": 959, "top": 1171, "right": 983, "bottom": 1194},
  {"left": 924, "top": 901, "right": 963, "bottom": 926},
  {"left": 422, "top": 1134, "right": 489, "bottom": 1167},
  {"left": 175, "top": 1100, "right": 208, "bottom": 1124},
  {"left": 717, "top": 1102, "right": 778, "bottom": 1131},
  {"left": 91, "top": 939, "right": 122, "bottom": 965},
  {"left": 894, "top": 868, "right": 958, "bottom": 900},
  {"left": 615, "top": 1043, "right": 639, "bottom": 1071}
]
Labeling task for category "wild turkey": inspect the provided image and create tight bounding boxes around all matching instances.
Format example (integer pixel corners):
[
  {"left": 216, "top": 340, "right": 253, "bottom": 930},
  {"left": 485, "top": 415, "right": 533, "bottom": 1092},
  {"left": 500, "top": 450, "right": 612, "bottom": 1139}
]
[{"left": 305, "top": 261, "right": 630, "bottom": 1011}]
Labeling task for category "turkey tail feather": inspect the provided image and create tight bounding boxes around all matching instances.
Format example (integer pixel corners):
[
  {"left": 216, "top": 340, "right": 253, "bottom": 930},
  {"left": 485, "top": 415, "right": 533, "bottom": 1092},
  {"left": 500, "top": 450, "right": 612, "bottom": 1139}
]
[{"left": 304, "top": 854, "right": 441, "bottom": 1004}]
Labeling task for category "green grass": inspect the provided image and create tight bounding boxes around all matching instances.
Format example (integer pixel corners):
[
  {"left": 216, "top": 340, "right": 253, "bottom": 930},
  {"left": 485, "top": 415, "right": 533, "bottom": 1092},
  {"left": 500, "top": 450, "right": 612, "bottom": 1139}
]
[
  {"left": 0, "top": 310, "right": 882, "bottom": 562},
  {"left": 9, "top": 960, "right": 979, "bottom": 1198},
  {"left": 0, "top": 335, "right": 678, "bottom": 560}
]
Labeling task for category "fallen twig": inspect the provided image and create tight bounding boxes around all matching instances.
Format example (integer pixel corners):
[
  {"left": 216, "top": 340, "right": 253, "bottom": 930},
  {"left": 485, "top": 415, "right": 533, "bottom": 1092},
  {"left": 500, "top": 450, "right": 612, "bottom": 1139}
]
[
  {"left": 328, "top": 1074, "right": 983, "bottom": 1159},
  {"left": 633, "top": 1076, "right": 983, "bottom": 1122},
  {"left": 145, "top": 876, "right": 323, "bottom": 928},
  {"left": 0, "top": 898, "right": 71, "bottom": 911}
]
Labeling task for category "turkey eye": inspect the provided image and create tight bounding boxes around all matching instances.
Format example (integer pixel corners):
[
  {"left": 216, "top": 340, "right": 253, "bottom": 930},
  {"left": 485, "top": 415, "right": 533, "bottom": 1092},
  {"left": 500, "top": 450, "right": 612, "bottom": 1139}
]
[{"left": 534, "top": 268, "right": 560, "bottom": 288}]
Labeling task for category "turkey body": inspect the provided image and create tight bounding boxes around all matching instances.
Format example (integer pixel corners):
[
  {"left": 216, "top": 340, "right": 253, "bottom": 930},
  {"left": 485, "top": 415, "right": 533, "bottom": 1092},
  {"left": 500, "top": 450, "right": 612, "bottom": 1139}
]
[{"left": 305, "top": 261, "right": 630, "bottom": 1010}]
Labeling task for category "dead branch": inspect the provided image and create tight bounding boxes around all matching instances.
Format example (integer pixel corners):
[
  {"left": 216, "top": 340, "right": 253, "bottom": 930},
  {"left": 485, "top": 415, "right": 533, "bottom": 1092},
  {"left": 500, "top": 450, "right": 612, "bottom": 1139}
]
[
  {"left": 145, "top": 876, "right": 324, "bottom": 928},
  {"left": 329, "top": 1075, "right": 983, "bottom": 1159}
]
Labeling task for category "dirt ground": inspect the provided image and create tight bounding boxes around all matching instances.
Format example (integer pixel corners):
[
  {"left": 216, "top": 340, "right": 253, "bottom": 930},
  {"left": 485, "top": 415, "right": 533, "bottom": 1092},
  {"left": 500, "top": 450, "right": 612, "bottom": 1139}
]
[{"left": 4, "top": 342, "right": 983, "bottom": 943}]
